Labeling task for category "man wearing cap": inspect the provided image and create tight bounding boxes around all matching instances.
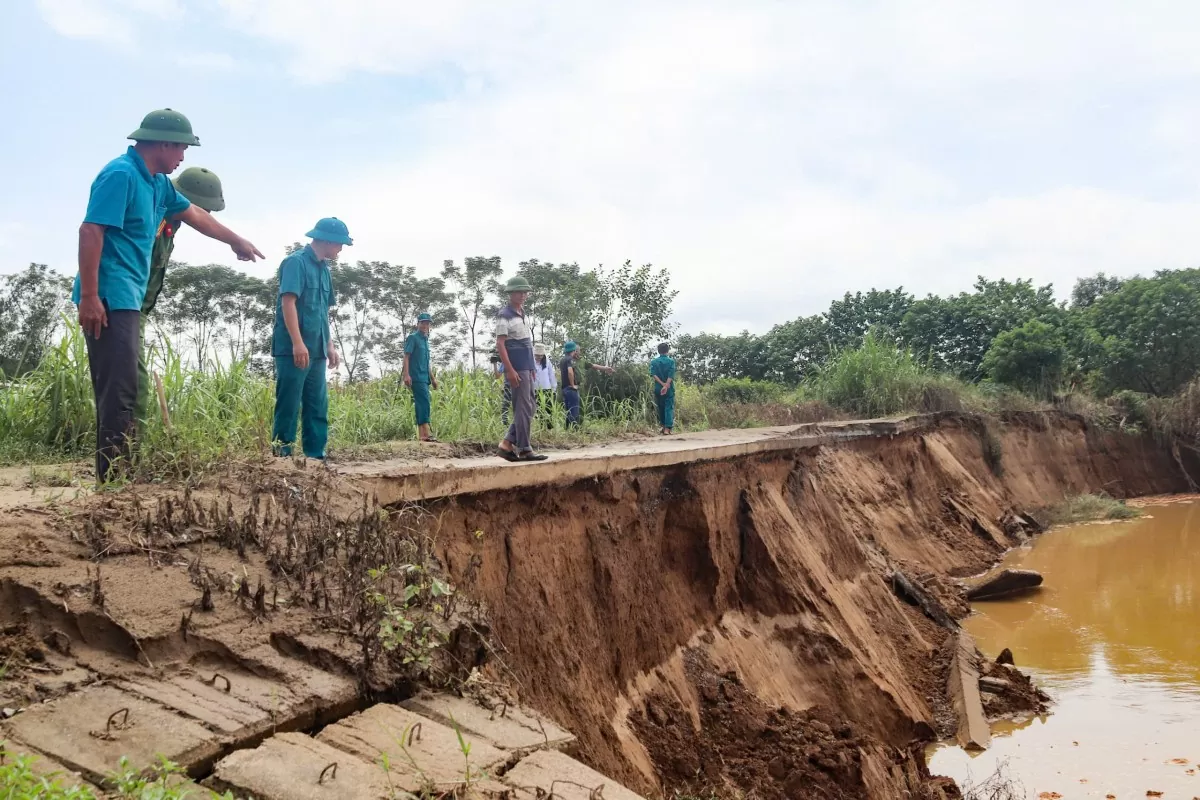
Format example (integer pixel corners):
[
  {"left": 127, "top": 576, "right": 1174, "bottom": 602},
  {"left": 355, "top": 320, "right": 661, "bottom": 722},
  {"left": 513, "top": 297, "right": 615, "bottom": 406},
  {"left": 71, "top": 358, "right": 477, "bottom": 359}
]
[
  {"left": 74, "top": 109, "right": 263, "bottom": 483},
  {"left": 403, "top": 313, "right": 439, "bottom": 442},
  {"left": 650, "top": 342, "right": 677, "bottom": 434},
  {"left": 493, "top": 276, "right": 546, "bottom": 461},
  {"left": 559, "top": 341, "right": 615, "bottom": 429},
  {"left": 271, "top": 218, "right": 351, "bottom": 460},
  {"left": 135, "top": 166, "right": 227, "bottom": 427}
]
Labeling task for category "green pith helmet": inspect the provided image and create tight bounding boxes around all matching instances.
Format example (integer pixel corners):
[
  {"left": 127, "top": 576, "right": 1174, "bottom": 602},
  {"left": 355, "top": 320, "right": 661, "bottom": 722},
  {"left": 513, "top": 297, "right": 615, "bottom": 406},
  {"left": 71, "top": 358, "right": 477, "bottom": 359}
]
[
  {"left": 504, "top": 275, "right": 533, "bottom": 293},
  {"left": 172, "top": 167, "right": 224, "bottom": 212},
  {"left": 128, "top": 108, "right": 201, "bottom": 146},
  {"left": 306, "top": 217, "right": 354, "bottom": 245},
  {"left": 563, "top": 341, "right": 579, "bottom": 354}
]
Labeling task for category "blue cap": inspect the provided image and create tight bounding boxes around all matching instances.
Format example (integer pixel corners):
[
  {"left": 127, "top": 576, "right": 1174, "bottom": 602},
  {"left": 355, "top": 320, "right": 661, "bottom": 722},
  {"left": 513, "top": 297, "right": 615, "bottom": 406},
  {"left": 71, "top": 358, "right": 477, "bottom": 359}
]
[
  {"left": 563, "top": 341, "right": 578, "bottom": 353},
  {"left": 305, "top": 217, "right": 353, "bottom": 245},
  {"left": 417, "top": 312, "right": 433, "bottom": 323}
]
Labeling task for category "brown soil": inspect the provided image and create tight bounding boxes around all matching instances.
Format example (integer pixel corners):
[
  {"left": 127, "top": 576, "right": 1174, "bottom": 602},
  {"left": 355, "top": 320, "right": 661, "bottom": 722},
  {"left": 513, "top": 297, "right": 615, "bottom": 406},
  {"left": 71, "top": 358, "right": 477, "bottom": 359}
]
[
  {"left": 979, "top": 660, "right": 1051, "bottom": 721},
  {"left": 428, "top": 413, "right": 1183, "bottom": 797},
  {"left": 0, "top": 412, "right": 1186, "bottom": 798}
]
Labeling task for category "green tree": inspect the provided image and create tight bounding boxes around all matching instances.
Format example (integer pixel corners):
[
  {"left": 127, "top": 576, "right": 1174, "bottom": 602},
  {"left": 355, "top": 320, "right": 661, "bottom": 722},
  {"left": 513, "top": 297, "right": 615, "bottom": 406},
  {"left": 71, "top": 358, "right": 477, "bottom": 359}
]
[
  {"left": 374, "top": 263, "right": 458, "bottom": 372},
  {"left": 981, "top": 319, "right": 1067, "bottom": 397},
  {"left": 1087, "top": 268, "right": 1200, "bottom": 395},
  {"left": 593, "top": 261, "right": 678, "bottom": 364},
  {"left": 157, "top": 263, "right": 259, "bottom": 368},
  {"left": 442, "top": 256, "right": 503, "bottom": 369},
  {"left": 0, "top": 263, "right": 71, "bottom": 378},
  {"left": 673, "top": 331, "right": 768, "bottom": 384},
  {"left": 901, "top": 277, "right": 1062, "bottom": 381},
  {"left": 329, "top": 260, "right": 385, "bottom": 383},
  {"left": 516, "top": 259, "right": 605, "bottom": 353},
  {"left": 761, "top": 315, "right": 832, "bottom": 384},
  {"left": 825, "top": 287, "right": 914, "bottom": 350},
  {"left": 1071, "top": 272, "right": 1125, "bottom": 309}
]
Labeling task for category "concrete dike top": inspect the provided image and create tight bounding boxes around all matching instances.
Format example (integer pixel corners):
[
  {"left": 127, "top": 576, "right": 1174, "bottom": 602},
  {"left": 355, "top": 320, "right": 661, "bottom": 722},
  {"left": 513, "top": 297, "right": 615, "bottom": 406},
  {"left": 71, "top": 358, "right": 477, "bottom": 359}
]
[{"left": 340, "top": 415, "right": 936, "bottom": 505}]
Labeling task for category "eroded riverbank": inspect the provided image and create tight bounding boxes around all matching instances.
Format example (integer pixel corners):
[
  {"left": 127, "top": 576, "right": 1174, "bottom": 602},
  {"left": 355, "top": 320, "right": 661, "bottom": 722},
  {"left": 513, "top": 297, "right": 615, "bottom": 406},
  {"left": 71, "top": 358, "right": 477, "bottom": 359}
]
[
  {"left": 0, "top": 413, "right": 1190, "bottom": 798},
  {"left": 929, "top": 498, "right": 1200, "bottom": 798}
]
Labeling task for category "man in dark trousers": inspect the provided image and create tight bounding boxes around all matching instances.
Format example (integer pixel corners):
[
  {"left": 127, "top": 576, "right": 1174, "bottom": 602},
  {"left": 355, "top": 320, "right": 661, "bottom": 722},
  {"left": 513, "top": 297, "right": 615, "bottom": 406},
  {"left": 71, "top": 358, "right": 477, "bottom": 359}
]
[
  {"left": 271, "top": 218, "right": 351, "bottom": 460},
  {"left": 560, "top": 341, "right": 615, "bottom": 429},
  {"left": 494, "top": 276, "right": 547, "bottom": 461},
  {"left": 73, "top": 109, "right": 262, "bottom": 483}
]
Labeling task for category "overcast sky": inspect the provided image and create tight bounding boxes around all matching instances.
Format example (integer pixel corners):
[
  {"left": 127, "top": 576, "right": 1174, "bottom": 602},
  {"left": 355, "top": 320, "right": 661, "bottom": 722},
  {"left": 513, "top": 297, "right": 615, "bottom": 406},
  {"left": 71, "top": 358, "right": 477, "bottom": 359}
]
[{"left": 4, "top": 0, "right": 1200, "bottom": 334}]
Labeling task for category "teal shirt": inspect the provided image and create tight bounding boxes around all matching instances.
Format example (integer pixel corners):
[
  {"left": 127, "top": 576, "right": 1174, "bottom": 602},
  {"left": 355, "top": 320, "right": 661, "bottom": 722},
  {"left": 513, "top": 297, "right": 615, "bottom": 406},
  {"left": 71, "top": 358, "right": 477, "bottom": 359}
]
[
  {"left": 72, "top": 146, "right": 191, "bottom": 312},
  {"left": 650, "top": 355, "right": 676, "bottom": 395},
  {"left": 404, "top": 330, "right": 431, "bottom": 383},
  {"left": 272, "top": 245, "right": 335, "bottom": 358}
]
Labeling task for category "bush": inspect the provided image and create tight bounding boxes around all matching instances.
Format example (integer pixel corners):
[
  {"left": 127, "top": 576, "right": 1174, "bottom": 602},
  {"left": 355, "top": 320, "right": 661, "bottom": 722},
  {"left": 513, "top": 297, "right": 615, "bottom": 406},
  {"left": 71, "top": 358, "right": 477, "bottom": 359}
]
[
  {"left": 1044, "top": 493, "right": 1142, "bottom": 525},
  {"left": 809, "top": 331, "right": 933, "bottom": 417},
  {"left": 702, "top": 377, "right": 785, "bottom": 406}
]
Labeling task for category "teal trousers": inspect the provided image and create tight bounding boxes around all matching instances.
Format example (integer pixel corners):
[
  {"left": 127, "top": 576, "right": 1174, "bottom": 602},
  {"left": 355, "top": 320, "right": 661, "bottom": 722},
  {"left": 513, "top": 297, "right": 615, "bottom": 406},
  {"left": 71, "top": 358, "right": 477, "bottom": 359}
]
[
  {"left": 412, "top": 380, "right": 431, "bottom": 426},
  {"left": 655, "top": 392, "right": 675, "bottom": 430},
  {"left": 273, "top": 356, "right": 328, "bottom": 458}
]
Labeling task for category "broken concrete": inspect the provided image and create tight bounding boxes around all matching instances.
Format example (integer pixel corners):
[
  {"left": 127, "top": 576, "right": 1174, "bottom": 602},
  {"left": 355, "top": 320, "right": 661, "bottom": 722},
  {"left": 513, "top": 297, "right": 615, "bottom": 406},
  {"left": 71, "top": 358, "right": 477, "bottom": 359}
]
[
  {"left": 207, "top": 731, "right": 392, "bottom": 800},
  {"left": 966, "top": 568, "right": 1044, "bottom": 601},
  {"left": 317, "top": 703, "right": 508, "bottom": 789},
  {"left": 2, "top": 683, "right": 220, "bottom": 783},
  {"left": 504, "top": 749, "right": 648, "bottom": 800},
  {"left": 402, "top": 692, "right": 576, "bottom": 757},
  {"left": 946, "top": 632, "right": 991, "bottom": 751}
]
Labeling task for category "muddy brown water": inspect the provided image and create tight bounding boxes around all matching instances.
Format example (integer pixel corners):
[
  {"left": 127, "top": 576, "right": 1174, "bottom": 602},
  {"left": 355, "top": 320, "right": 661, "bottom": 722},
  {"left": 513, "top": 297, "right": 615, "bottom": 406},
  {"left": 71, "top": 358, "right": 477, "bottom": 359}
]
[{"left": 929, "top": 499, "right": 1200, "bottom": 798}]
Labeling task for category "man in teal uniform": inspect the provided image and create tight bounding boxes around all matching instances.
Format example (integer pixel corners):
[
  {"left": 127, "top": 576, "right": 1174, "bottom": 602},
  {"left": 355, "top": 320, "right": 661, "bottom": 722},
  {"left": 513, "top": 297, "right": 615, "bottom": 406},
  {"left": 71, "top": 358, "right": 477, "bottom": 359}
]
[
  {"left": 136, "top": 166, "right": 226, "bottom": 426},
  {"left": 74, "top": 109, "right": 263, "bottom": 482},
  {"left": 403, "top": 312, "right": 440, "bottom": 442},
  {"left": 650, "top": 341, "right": 676, "bottom": 434},
  {"left": 271, "top": 218, "right": 350, "bottom": 459}
]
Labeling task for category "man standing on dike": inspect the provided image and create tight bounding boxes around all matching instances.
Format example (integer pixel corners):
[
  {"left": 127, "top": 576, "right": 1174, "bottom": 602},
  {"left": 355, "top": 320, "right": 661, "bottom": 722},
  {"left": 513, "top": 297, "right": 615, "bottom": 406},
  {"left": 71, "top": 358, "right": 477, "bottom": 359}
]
[
  {"left": 403, "top": 312, "right": 439, "bottom": 442},
  {"left": 271, "top": 218, "right": 350, "bottom": 460},
  {"left": 74, "top": 109, "right": 263, "bottom": 483},
  {"left": 650, "top": 341, "right": 676, "bottom": 434},
  {"left": 560, "top": 341, "right": 615, "bottom": 429},
  {"left": 135, "top": 166, "right": 227, "bottom": 427},
  {"left": 494, "top": 276, "right": 547, "bottom": 461}
]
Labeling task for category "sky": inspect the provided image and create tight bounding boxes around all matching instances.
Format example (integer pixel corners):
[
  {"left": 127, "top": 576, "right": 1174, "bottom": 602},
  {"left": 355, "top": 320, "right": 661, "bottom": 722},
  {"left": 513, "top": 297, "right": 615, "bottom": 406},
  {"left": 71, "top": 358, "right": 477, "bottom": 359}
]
[{"left": 4, "top": 0, "right": 1200, "bottom": 335}]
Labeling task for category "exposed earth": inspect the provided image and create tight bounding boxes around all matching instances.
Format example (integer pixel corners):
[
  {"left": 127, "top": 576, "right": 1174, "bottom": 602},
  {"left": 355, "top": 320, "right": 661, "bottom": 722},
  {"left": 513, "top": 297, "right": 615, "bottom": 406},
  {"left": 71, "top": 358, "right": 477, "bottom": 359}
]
[{"left": 0, "top": 412, "right": 1188, "bottom": 798}]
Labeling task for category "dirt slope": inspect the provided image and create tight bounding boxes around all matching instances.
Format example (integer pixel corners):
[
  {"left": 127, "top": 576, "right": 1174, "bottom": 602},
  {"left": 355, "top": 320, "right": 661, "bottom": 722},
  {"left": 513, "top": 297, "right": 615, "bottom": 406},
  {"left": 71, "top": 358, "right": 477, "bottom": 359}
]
[
  {"left": 0, "top": 413, "right": 1184, "bottom": 798},
  {"left": 428, "top": 413, "right": 1183, "bottom": 798}
]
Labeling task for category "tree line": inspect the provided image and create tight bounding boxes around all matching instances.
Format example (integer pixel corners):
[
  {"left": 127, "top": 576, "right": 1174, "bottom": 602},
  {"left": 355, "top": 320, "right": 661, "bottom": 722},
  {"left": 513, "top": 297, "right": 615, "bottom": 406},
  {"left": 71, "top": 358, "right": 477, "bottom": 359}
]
[
  {"left": 0, "top": 255, "right": 678, "bottom": 383},
  {"left": 673, "top": 270, "right": 1200, "bottom": 398},
  {"left": 5, "top": 257, "right": 1199, "bottom": 402}
]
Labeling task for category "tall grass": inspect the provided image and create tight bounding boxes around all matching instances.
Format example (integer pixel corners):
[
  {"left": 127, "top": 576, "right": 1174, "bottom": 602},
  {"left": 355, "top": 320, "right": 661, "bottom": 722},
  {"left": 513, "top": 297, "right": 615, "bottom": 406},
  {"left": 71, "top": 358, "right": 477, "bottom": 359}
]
[{"left": 0, "top": 324, "right": 658, "bottom": 475}]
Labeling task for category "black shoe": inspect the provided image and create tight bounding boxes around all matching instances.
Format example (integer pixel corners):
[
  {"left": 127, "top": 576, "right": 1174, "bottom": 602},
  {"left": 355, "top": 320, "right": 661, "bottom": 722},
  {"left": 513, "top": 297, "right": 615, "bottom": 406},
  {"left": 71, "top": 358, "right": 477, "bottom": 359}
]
[
  {"left": 497, "top": 448, "right": 520, "bottom": 462},
  {"left": 518, "top": 451, "right": 549, "bottom": 461}
]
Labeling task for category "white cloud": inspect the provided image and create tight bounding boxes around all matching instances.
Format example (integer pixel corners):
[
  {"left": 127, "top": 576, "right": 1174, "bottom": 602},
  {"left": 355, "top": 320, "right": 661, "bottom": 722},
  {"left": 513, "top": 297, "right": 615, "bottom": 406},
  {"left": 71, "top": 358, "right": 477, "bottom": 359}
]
[
  {"left": 36, "top": 0, "right": 135, "bottom": 44},
  {"left": 32, "top": 0, "right": 1200, "bottom": 333}
]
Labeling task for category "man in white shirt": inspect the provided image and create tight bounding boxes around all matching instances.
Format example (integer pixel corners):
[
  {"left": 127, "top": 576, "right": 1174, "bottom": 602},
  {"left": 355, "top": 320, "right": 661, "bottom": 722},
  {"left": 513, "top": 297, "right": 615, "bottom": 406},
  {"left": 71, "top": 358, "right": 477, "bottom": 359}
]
[{"left": 533, "top": 343, "right": 557, "bottom": 426}]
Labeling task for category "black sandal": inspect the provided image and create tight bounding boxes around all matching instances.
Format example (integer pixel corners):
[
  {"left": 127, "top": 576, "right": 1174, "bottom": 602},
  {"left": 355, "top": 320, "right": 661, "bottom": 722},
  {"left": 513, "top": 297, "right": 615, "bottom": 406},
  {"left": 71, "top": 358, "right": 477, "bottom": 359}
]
[{"left": 497, "top": 448, "right": 520, "bottom": 462}]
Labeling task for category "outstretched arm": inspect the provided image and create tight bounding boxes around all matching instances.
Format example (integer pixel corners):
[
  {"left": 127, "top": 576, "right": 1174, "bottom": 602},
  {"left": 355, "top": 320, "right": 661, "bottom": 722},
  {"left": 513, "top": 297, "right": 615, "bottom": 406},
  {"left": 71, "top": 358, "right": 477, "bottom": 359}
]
[{"left": 177, "top": 205, "right": 265, "bottom": 262}]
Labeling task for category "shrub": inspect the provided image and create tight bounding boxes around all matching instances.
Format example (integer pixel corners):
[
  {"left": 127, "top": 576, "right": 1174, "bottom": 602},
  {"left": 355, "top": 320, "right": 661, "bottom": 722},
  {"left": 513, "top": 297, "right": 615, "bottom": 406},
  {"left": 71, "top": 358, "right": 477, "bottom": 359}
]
[
  {"left": 702, "top": 378, "right": 785, "bottom": 406},
  {"left": 809, "top": 331, "right": 932, "bottom": 417}
]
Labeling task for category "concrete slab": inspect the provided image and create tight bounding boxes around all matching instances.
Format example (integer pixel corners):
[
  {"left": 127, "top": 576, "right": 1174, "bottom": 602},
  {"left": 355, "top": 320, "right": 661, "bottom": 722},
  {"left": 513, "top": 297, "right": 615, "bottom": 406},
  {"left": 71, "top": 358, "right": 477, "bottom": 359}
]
[
  {"left": 318, "top": 703, "right": 508, "bottom": 790},
  {"left": 119, "top": 675, "right": 270, "bottom": 735},
  {"left": 402, "top": 692, "right": 576, "bottom": 756},
  {"left": 1, "top": 684, "right": 220, "bottom": 783},
  {"left": 340, "top": 416, "right": 935, "bottom": 503},
  {"left": 947, "top": 631, "right": 991, "bottom": 751},
  {"left": 503, "top": 749, "right": 647, "bottom": 800},
  {"left": 208, "top": 731, "right": 392, "bottom": 800},
  {"left": 233, "top": 644, "right": 362, "bottom": 727}
]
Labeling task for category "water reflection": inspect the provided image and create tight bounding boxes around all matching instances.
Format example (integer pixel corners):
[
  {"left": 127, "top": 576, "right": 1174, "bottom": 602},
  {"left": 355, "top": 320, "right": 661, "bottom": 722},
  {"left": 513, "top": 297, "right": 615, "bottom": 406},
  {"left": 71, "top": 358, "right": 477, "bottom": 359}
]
[{"left": 928, "top": 501, "right": 1200, "bottom": 798}]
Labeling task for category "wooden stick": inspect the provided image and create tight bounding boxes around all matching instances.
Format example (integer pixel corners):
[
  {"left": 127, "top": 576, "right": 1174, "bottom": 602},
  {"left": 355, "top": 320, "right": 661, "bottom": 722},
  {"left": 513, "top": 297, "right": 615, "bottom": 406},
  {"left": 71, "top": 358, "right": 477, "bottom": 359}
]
[{"left": 154, "top": 371, "right": 172, "bottom": 432}]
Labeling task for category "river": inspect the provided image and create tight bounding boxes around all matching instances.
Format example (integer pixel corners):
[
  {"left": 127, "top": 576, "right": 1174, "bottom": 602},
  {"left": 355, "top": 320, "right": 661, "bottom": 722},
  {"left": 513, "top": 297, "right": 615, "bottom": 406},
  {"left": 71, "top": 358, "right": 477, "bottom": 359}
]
[{"left": 927, "top": 498, "right": 1200, "bottom": 798}]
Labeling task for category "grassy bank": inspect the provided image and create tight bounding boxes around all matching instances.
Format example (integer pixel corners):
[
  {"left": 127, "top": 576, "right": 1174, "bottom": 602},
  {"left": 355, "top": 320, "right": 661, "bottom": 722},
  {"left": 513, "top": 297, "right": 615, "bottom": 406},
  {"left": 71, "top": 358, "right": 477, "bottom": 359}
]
[{"left": 1043, "top": 493, "right": 1143, "bottom": 526}]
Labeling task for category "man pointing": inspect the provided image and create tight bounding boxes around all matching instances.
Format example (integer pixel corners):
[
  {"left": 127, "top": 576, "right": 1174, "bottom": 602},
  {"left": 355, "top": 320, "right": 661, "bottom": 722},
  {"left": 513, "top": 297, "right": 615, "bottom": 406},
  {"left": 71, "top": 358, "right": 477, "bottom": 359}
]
[{"left": 73, "top": 109, "right": 263, "bottom": 483}]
